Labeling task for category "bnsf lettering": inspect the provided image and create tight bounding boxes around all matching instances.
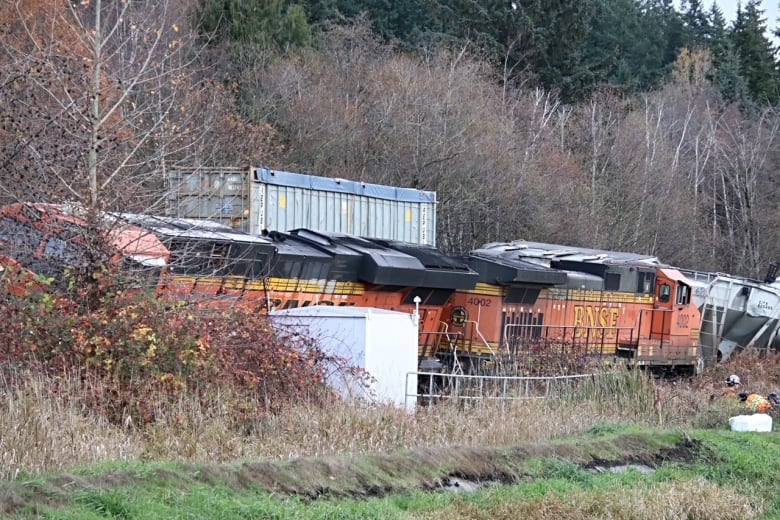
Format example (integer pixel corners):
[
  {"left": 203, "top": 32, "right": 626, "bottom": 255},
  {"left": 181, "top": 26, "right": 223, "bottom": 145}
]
[
  {"left": 467, "top": 297, "right": 491, "bottom": 307},
  {"left": 573, "top": 306, "right": 619, "bottom": 338}
]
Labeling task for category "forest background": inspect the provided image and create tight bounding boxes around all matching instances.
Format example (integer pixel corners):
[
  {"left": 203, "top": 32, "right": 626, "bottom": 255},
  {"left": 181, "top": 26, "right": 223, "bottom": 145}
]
[{"left": 3, "top": 0, "right": 780, "bottom": 279}]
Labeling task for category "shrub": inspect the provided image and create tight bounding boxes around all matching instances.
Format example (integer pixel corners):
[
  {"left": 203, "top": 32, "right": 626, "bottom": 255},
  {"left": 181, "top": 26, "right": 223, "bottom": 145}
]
[{"left": 0, "top": 273, "right": 336, "bottom": 426}]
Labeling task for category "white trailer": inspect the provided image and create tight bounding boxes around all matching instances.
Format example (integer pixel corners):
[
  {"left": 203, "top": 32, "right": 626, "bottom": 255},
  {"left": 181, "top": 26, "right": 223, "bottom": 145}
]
[{"left": 270, "top": 306, "right": 419, "bottom": 411}]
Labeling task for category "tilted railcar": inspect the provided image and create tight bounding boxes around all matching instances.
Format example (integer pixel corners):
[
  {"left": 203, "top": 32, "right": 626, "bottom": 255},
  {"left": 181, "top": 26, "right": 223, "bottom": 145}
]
[
  {"left": 682, "top": 266, "right": 780, "bottom": 364},
  {"left": 114, "top": 213, "right": 277, "bottom": 302},
  {"left": 0, "top": 203, "right": 169, "bottom": 289},
  {"left": 433, "top": 241, "right": 703, "bottom": 374},
  {"left": 113, "top": 215, "right": 478, "bottom": 357}
]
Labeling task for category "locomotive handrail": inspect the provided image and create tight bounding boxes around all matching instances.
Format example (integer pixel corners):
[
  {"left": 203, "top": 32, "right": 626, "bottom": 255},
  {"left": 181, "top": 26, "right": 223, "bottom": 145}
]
[
  {"left": 502, "top": 323, "right": 637, "bottom": 348},
  {"left": 502, "top": 324, "right": 636, "bottom": 333},
  {"left": 421, "top": 326, "right": 465, "bottom": 373},
  {"left": 419, "top": 328, "right": 463, "bottom": 344},
  {"left": 466, "top": 319, "right": 494, "bottom": 357},
  {"left": 407, "top": 371, "right": 601, "bottom": 409}
]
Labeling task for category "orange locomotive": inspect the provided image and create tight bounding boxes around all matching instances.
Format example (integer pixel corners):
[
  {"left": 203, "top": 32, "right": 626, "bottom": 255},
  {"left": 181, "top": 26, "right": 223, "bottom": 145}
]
[
  {"left": 433, "top": 241, "right": 702, "bottom": 374},
  {"left": 113, "top": 214, "right": 479, "bottom": 351}
]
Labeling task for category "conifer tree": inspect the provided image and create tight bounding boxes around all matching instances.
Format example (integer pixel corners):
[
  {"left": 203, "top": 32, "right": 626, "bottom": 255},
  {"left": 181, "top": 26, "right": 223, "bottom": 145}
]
[
  {"left": 729, "top": 0, "right": 778, "bottom": 104},
  {"left": 681, "top": 0, "right": 711, "bottom": 48},
  {"left": 511, "top": 0, "right": 595, "bottom": 101},
  {"left": 715, "top": 46, "right": 755, "bottom": 107},
  {"left": 707, "top": 2, "right": 730, "bottom": 62},
  {"left": 198, "top": 0, "right": 312, "bottom": 52}
]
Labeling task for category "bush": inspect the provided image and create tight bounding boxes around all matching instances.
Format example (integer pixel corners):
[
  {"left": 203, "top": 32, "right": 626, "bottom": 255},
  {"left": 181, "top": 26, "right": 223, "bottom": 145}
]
[{"left": 0, "top": 272, "right": 336, "bottom": 426}]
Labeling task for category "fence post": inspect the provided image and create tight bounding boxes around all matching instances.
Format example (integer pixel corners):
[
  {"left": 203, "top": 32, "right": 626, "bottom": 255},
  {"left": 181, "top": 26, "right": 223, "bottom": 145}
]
[{"left": 428, "top": 373, "right": 434, "bottom": 410}]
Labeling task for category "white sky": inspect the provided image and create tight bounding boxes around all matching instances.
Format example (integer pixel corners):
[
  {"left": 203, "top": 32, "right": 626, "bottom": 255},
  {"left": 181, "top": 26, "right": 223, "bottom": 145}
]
[
  {"left": 677, "top": 1, "right": 780, "bottom": 44},
  {"left": 714, "top": 0, "right": 780, "bottom": 26}
]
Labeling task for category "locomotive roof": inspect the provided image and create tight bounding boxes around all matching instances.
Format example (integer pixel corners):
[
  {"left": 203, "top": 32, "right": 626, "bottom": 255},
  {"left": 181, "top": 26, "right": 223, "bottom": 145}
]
[
  {"left": 466, "top": 252, "right": 568, "bottom": 286},
  {"left": 114, "top": 213, "right": 273, "bottom": 245},
  {"left": 281, "top": 229, "right": 477, "bottom": 289},
  {"left": 477, "top": 240, "right": 661, "bottom": 265},
  {"left": 264, "top": 229, "right": 359, "bottom": 282},
  {"left": 285, "top": 229, "right": 423, "bottom": 286},
  {"left": 364, "top": 237, "right": 478, "bottom": 289}
]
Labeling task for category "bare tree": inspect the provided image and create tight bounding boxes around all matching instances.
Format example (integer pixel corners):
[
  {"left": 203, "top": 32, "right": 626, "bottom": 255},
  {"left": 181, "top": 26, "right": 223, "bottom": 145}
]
[
  {"left": 0, "top": 0, "right": 280, "bottom": 213},
  {"left": 0, "top": 0, "right": 283, "bottom": 300},
  {"left": 709, "top": 107, "right": 780, "bottom": 276}
]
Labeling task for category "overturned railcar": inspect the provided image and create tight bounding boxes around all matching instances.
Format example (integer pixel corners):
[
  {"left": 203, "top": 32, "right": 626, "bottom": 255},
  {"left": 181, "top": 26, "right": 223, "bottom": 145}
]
[
  {"left": 0, "top": 203, "right": 169, "bottom": 290},
  {"left": 696, "top": 273, "right": 780, "bottom": 364},
  {"left": 115, "top": 213, "right": 276, "bottom": 303}
]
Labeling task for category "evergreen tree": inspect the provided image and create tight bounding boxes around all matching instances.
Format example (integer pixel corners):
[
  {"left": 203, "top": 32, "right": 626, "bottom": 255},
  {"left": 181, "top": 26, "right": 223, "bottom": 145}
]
[
  {"left": 714, "top": 45, "right": 754, "bottom": 107},
  {"left": 681, "top": 0, "right": 711, "bottom": 48},
  {"left": 581, "top": 0, "right": 653, "bottom": 92},
  {"left": 511, "top": 0, "right": 595, "bottom": 102},
  {"left": 707, "top": 2, "right": 730, "bottom": 62},
  {"left": 428, "top": 0, "right": 519, "bottom": 59},
  {"left": 729, "top": 0, "right": 778, "bottom": 104},
  {"left": 297, "top": 0, "right": 338, "bottom": 25},
  {"left": 634, "top": 0, "right": 685, "bottom": 87},
  {"left": 198, "top": 0, "right": 312, "bottom": 51},
  {"left": 298, "top": 0, "right": 438, "bottom": 47}
]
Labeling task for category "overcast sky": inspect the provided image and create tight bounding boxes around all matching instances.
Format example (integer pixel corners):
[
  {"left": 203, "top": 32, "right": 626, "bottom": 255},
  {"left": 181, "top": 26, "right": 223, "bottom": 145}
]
[
  {"left": 715, "top": 0, "right": 780, "bottom": 26},
  {"left": 679, "top": 1, "right": 780, "bottom": 44}
]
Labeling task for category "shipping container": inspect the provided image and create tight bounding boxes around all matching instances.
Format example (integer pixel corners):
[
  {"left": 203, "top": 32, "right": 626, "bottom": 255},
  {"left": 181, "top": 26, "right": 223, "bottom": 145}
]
[
  {"left": 165, "top": 168, "right": 250, "bottom": 228},
  {"left": 165, "top": 167, "right": 437, "bottom": 245}
]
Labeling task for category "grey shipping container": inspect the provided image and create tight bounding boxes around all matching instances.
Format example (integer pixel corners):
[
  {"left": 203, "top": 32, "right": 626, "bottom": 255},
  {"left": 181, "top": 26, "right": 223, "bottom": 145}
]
[
  {"left": 166, "top": 167, "right": 437, "bottom": 246},
  {"left": 165, "top": 168, "right": 249, "bottom": 227}
]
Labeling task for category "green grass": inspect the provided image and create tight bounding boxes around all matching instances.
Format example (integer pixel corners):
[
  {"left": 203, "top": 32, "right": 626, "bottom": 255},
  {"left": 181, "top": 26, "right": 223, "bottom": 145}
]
[
  {"left": 3, "top": 427, "right": 780, "bottom": 519},
  {"left": 2, "top": 363, "right": 780, "bottom": 518}
]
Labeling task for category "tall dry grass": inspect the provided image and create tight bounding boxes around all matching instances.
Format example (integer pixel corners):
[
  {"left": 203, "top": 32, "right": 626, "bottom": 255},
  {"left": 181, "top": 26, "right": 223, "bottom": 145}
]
[
  {"left": 0, "top": 362, "right": 753, "bottom": 480},
  {"left": 0, "top": 372, "right": 141, "bottom": 480}
]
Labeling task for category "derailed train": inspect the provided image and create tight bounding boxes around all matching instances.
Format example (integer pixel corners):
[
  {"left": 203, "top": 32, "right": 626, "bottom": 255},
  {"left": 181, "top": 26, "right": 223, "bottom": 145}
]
[
  {"left": 2, "top": 202, "right": 779, "bottom": 374},
  {"left": 437, "top": 242, "right": 704, "bottom": 373}
]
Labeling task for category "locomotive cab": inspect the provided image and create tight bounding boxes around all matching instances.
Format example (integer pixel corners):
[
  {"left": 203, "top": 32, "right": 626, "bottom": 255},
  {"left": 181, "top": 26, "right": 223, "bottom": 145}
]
[{"left": 619, "top": 268, "right": 702, "bottom": 373}]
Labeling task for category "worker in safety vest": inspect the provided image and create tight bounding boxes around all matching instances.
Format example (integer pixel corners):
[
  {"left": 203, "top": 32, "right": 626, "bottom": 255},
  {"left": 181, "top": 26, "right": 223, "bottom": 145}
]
[
  {"left": 719, "top": 374, "right": 742, "bottom": 400},
  {"left": 739, "top": 392, "right": 773, "bottom": 413}
]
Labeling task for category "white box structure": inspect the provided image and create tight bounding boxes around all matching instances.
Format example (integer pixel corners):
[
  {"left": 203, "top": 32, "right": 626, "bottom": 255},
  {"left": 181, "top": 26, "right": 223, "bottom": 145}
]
[
  {"left": 729, "top": 414, "right": 773, "bottom": 432},
  {"left": 270, "top": 306, "right": 418, "bottom": 410}
]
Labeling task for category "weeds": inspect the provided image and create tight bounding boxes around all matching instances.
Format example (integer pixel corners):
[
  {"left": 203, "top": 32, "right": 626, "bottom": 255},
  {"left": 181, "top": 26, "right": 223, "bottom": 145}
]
[{"left": 0, "top": 363, "right": 757, "bottom": 480}]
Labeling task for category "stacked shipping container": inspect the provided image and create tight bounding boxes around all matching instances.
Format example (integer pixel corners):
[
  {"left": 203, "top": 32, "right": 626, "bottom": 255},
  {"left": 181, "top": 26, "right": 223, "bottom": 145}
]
[{"left": 166, "top": 167, "right": 437, "bottom": 246}]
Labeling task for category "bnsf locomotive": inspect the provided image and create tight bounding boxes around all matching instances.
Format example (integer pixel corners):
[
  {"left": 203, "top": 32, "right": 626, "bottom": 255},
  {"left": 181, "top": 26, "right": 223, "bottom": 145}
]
[
  {"left": 434, "top": 241, "right": 703, "bottom": 374},
  {"left": 5, "top": 203, "right": 775, "bottom": 375},
  {"left": 113, "top": 213, "right": 478, "bottom": 354}
]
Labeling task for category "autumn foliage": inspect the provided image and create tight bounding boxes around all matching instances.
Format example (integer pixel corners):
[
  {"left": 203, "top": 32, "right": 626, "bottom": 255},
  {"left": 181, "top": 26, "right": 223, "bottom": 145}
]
[{"left": 0, "top": 271, "right": 335, "bottom": 426}]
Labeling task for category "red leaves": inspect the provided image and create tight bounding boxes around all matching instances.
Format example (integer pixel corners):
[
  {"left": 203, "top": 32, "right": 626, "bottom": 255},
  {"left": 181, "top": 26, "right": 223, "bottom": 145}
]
[{"left": 0, "top": 284, "right": 334, "bottom": 425}]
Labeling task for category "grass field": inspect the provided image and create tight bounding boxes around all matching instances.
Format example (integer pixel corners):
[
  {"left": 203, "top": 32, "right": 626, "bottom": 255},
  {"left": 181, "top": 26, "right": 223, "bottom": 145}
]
[{"left": 1, "top": 352, "right": 780, "bottom": 518}]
